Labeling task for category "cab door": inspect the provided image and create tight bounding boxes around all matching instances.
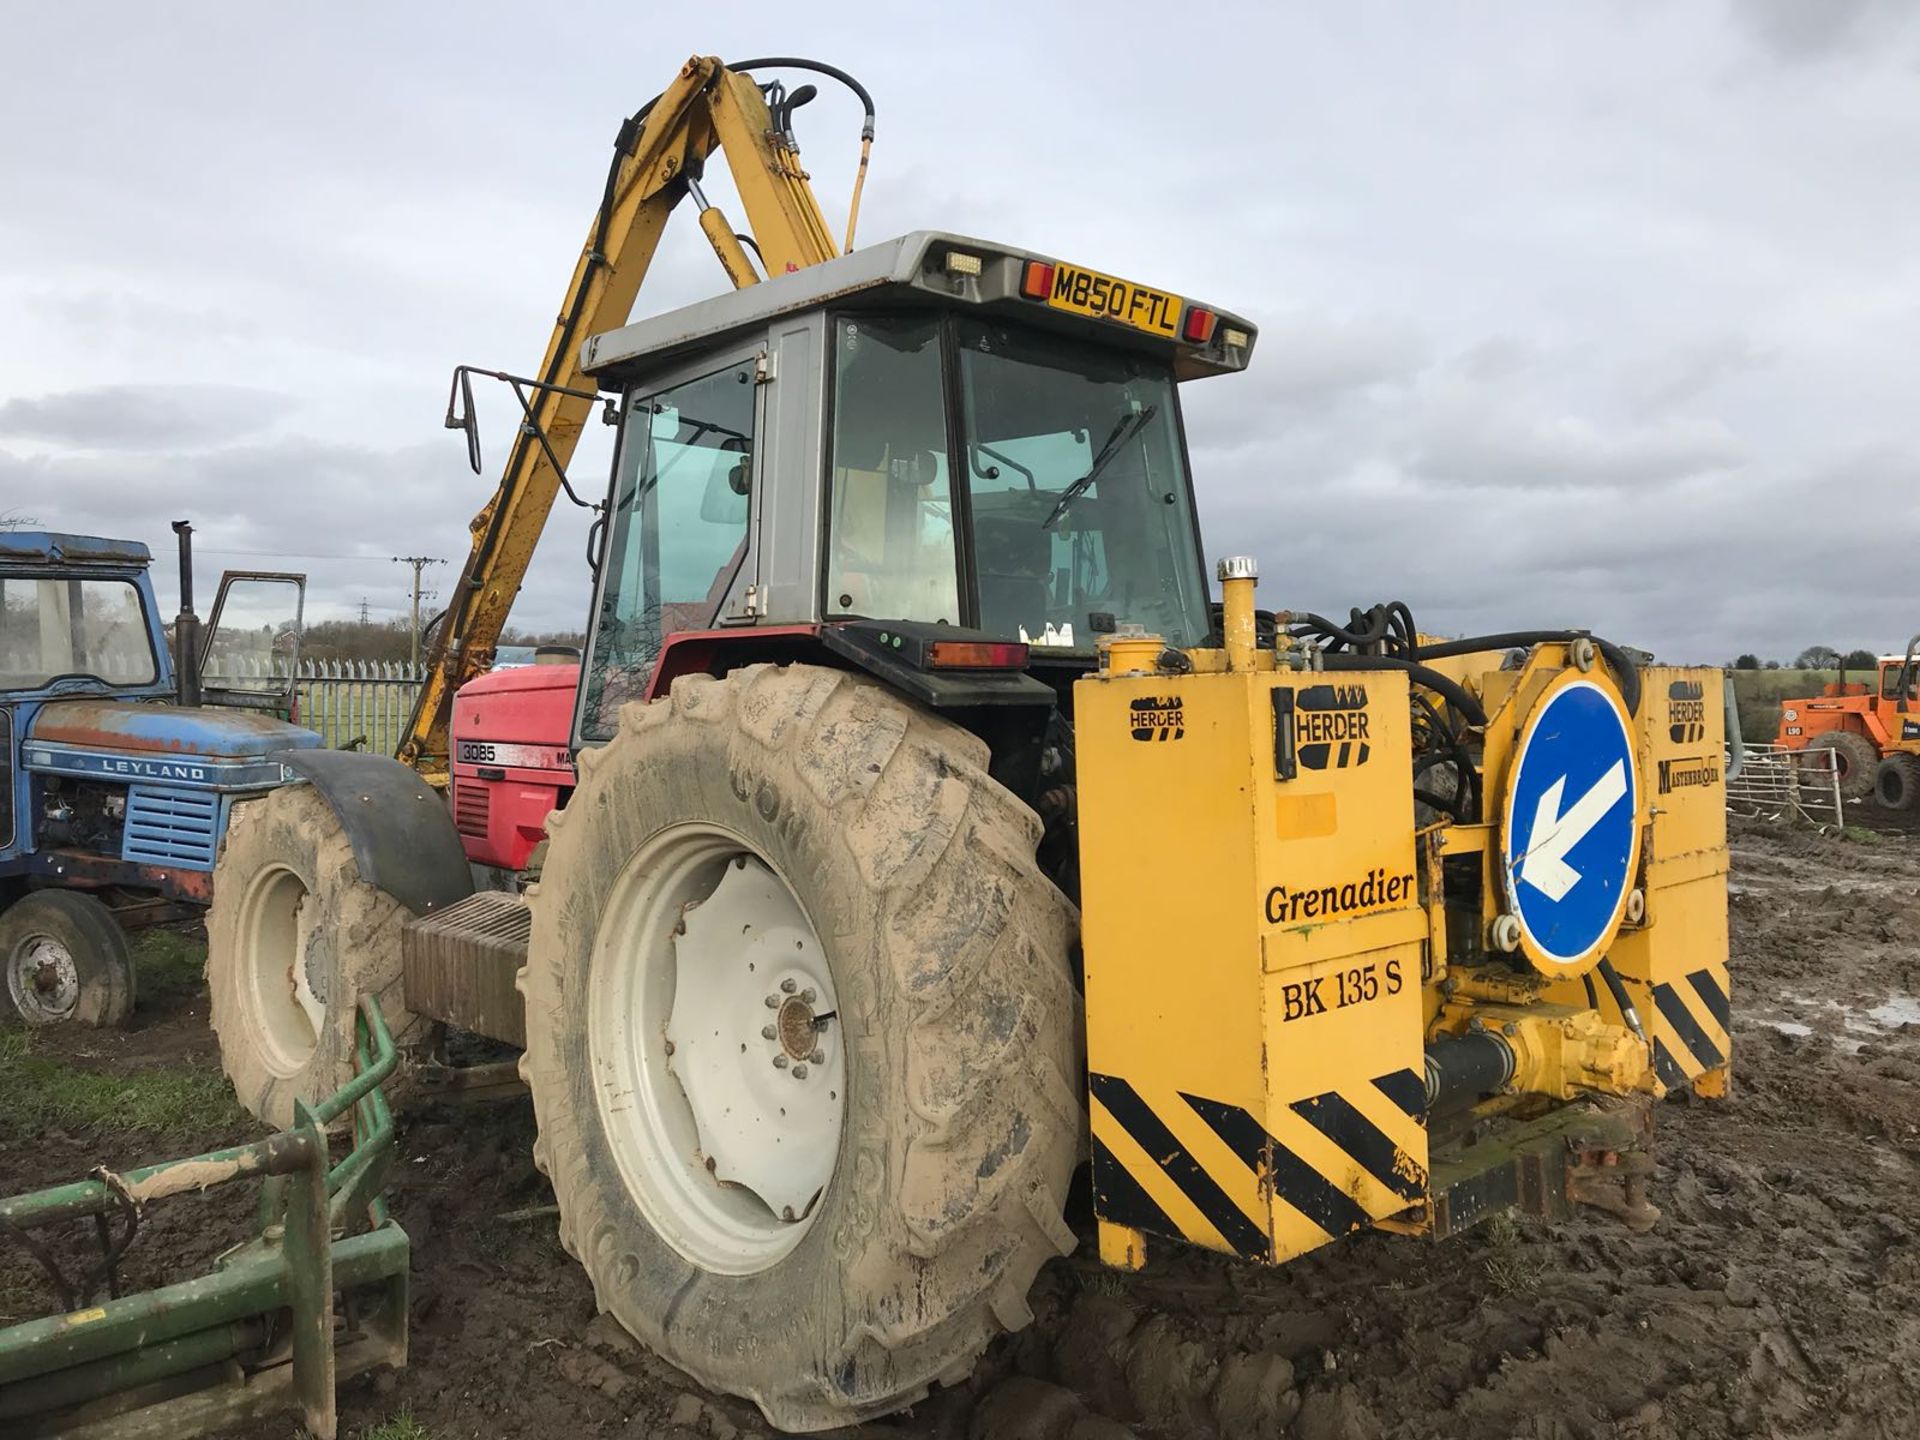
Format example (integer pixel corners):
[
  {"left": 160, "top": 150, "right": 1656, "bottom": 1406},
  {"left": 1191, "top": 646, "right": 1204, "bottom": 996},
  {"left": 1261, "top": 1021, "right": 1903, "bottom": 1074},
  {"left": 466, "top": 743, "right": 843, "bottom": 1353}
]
[
  {"left": 574, "top": 349, "right": 765, "bottom": 747},
  {"left": 197, "top": 571, "right": 306, "bottom": 714}
]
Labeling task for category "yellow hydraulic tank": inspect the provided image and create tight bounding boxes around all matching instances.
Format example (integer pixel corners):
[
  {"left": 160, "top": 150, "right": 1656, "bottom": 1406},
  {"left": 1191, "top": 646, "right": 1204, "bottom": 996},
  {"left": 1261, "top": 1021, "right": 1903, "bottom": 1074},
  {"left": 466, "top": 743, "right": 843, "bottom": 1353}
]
[{"left": 1075, "top": 655, "right": 1430, "bottom": 1270}]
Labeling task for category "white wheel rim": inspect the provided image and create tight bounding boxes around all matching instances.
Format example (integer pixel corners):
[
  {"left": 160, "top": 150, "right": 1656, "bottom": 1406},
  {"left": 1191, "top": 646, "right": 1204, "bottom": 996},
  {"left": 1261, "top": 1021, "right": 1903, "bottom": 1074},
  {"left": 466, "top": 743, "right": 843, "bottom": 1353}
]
[
  {"left": 7, "top": 933, "right": 80, "bottom": 1023},
  {"left": 588, "top": 825, "right": 845, "bottom": 1275},
  {"left": 236, "top": 864, "right": 324, "bottom": 1074}
]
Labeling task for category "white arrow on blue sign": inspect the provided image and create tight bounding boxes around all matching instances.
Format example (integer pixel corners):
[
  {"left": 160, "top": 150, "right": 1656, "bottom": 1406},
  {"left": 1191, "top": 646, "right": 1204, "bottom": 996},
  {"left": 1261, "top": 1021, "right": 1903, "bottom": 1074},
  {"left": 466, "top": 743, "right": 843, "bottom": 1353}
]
[{"left": 1501, "top": 678, "right": 1639, "bottom": 967}]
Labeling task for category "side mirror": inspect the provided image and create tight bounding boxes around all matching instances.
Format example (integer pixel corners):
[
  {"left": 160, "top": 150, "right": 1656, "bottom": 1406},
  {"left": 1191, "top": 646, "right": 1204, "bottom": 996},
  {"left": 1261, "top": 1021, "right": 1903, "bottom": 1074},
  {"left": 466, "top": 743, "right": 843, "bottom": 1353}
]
[
  {"left": 198, "top": 572, "right": 306, "bottom": 712},
  {"left": 445, "top": 367, "right": 483, "bottom": 475}
]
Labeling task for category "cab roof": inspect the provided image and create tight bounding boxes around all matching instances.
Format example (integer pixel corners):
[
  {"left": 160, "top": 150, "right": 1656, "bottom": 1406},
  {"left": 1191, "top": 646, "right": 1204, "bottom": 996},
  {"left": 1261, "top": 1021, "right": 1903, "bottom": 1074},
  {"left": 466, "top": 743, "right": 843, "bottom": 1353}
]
[
  {"left": 582, "top": 230, "right": 1258, "bottom": 389},
  {"left": 0, "top": 532, "right": 151, "bottom": 566}
]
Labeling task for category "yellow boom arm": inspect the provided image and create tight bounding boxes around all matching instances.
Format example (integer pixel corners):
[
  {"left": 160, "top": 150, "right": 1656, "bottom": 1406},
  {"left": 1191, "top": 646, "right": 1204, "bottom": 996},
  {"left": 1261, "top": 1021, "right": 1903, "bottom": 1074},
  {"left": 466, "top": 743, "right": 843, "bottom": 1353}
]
[{"left": 398, "top": 55, "right": 845, "bottom": 775}]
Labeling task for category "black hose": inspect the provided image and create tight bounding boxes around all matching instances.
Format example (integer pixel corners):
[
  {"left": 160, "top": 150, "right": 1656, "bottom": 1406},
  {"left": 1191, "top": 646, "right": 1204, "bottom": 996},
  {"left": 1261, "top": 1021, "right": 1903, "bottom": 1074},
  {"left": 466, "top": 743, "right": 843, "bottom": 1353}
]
[
  {"left": 1292, "top": 609, "right": 1394, "bottom": 653},
  {"left": 728, "top": 57, "right": 876, "bottom": 138},
  {"left": 1415, "top": 630, "right": 1642, "bottom": 716},
  {"left": 1596, "top": 956, "right": 1646, "bottom": 1043},
  {"left": 1319, "top": 652, "right": 1489, "bottom": 729}
]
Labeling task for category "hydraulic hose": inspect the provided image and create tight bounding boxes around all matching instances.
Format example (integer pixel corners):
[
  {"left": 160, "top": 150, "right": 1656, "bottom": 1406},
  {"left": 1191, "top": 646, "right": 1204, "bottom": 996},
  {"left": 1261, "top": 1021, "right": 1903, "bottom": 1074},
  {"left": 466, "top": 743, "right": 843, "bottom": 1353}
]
[
  {"left": 1319, "top": 652, "right": 1489, "bottom": 729},
  {"left": 1415, "top": 630, "right": 1642, "bottom": 716},
  {"left": 1596, "top": 956, "right": 1646, "bottom": 1043},
  {"left": 728, "top": 57, "right": 876, "bottom": 251}
]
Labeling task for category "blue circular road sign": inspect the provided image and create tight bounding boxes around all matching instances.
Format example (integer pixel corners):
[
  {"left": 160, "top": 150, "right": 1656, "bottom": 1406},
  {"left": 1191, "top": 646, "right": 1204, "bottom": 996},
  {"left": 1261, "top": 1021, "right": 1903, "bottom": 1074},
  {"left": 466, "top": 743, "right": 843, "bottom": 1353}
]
[{"left": 1500, "top": 676, "right": 1640, "bottom": 969}]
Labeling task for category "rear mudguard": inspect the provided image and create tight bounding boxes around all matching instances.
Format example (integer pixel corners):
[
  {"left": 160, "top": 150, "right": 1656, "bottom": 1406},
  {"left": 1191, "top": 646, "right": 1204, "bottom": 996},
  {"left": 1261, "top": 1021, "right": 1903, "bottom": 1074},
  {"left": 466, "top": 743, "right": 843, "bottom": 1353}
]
[{"left": 271, "top": 749, "right": 473, "bottom": 915}]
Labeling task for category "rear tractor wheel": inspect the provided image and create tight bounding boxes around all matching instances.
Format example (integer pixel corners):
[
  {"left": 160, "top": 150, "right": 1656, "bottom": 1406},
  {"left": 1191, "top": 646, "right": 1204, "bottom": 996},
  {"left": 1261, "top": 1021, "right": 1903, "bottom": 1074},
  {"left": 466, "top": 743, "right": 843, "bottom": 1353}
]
[
  {"left": 520, "top": 663, "right": 1083, "bottom": 1432},
  {"left": 0, "top": 890, "right": 133, "bottom": 1027},
  {"left": 1811, "top": 730, "right": 1879, "bottom": 800},
  {"left": 1874, "top": 753, "right": 1920, "bottom": 812},
  {"left": 206, "top": 786, "right": 424, "bottom": 1126}
]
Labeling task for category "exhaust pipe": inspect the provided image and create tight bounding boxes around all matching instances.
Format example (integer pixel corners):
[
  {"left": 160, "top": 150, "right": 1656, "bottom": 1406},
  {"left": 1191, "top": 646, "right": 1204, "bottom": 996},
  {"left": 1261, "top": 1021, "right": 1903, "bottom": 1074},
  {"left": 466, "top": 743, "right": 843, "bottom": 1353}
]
[{"left": 171, "top": 519, "right": 200, "bottom": 708}]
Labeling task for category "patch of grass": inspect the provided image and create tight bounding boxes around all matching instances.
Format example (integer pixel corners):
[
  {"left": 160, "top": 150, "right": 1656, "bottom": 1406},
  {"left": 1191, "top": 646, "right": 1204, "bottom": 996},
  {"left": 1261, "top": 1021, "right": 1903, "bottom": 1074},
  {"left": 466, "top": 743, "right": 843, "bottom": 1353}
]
[
  {"left": 1480, "top": 1212, "right": 1547, "bottom": 1296},
  {"left": 130, "top": 928, "right": 206, "bottom": 1004},
  {"left": 361, "top": 1410, "right": 432, "bottom": 1440},
  {"left": 0, "top": 1031, "right": 243, "bottom": 1135},
  {"left": 1840, "top": 825, "right": 1885, "bottom": 846}
]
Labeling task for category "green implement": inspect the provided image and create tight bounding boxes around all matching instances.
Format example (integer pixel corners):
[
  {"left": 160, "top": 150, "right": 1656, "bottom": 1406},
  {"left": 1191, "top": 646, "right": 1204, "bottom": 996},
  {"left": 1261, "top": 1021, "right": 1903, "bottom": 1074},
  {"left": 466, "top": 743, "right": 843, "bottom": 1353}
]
[{"left": 0, "top": 996, "right": 408, "bottom": 1439}]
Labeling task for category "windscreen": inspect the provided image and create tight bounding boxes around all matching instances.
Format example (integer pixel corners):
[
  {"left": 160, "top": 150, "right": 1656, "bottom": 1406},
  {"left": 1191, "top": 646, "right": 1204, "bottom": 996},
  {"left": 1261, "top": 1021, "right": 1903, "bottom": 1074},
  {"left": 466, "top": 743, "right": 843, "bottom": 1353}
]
[
  {"left": 0, "top": 576, "right": 159, "bottom": 690},
  {"left": 954, "top": 319, "right": 1209, "bottom": 651}
]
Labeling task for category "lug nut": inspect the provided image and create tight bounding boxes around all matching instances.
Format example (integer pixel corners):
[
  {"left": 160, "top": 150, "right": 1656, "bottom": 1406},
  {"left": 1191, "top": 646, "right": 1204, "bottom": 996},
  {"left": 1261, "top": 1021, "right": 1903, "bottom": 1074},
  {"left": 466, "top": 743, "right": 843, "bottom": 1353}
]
[
  {"left": 810, "top": 1049, "right": 825, "bottom": 1065},
  {"left": 761, "top": 1024, "right": 777, "bottom": 1041},
  {"left": 780, "top": 978, "right": 797, "bottom": 994},
  {"left": 792, "top": 1064, "right": 809, "bottom": 1079},
  {"left": 773, "top": 1055, "right": 789, "bottom": 1069},
  {"left": 764, "top": 994, "right": 781, "bottom": 1008},
  {"left": 800, "top": 988, "right": 816, "bottom": 1004}
]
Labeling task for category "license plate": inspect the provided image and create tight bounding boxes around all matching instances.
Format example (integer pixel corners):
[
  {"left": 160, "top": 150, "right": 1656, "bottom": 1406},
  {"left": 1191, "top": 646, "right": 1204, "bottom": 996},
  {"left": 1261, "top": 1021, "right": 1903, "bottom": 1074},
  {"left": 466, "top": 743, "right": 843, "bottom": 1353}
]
[{"left": 1046, "top": 263, "right": 1181, "bottom": 338}]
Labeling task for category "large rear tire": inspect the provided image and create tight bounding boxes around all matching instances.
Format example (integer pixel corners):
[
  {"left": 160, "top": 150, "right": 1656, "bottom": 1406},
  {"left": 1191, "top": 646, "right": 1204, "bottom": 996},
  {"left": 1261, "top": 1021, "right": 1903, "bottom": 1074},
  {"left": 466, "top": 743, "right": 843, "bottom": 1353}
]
[
  {"left": 207, "top": 786, "right": 422, "bottom": 1126},
  {"left": 520, "top": 664, "right": 1082, "bottom": 1431},
  {"left": 1811, "top": 730, "right": 1878, "bottom": 800},
  {"left": 1874, "top": 753, "right": 1920, "bottom": 811},
  {"left": 0, "top": 891, "right": 133, "bottom": 1027}
]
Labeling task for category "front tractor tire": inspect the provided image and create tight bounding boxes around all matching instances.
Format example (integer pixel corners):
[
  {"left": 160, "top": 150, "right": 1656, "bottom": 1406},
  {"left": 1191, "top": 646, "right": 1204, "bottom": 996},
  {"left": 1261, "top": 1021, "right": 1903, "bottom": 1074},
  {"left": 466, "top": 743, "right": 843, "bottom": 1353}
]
[
  {"left": 1811, "top": 729, "right": 1879, "bottom": 800},
  {"left": 207, "top": 786, "right": 423, "bottom": 1126},
  {"left": 520, "top": 664, "right": 1083, "bottom": 1432},
  {"left": 0, "top": 890, "right": 133, "bottom": 1027},
  {"left": 1875, "top": 753, "right": 1920, "bottom": 811}
]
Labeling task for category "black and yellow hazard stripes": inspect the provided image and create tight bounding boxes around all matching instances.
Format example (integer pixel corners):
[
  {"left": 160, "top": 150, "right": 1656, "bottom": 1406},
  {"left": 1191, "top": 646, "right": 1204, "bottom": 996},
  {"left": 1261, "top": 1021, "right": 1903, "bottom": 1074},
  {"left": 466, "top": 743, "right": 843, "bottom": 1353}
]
[
  {"left": 1649, "top": 963, "right": 1731, "bottom": 1092},
  {"left": 1089, "top": 1069, "right": 1428, "bottom": 1265}
]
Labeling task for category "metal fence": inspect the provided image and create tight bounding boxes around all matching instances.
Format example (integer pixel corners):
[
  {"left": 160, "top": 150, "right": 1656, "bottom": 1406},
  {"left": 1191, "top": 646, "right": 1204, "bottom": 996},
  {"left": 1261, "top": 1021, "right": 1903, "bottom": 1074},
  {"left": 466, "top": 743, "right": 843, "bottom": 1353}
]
[
  {"left": 206, "top": 657, "right": 424, "bottom": 756},
  {"left": 1725, "top": 741, "right": 1845, "bottom": 829}
]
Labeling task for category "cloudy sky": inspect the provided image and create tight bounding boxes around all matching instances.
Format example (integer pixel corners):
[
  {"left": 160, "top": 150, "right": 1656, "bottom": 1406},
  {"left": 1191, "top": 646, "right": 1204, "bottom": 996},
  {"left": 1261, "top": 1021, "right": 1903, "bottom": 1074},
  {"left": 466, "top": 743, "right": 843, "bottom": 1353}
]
[{"left": 2, "top": 2, "right": 1915, "bottom": 664}]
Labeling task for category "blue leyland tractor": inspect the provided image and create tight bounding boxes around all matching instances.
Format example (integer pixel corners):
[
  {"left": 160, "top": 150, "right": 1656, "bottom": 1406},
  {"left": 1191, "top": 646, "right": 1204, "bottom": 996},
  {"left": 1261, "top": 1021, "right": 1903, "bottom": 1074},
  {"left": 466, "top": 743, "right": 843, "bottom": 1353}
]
[{"left": 0, "top": 524, "right": 319, "bottom": 1025}]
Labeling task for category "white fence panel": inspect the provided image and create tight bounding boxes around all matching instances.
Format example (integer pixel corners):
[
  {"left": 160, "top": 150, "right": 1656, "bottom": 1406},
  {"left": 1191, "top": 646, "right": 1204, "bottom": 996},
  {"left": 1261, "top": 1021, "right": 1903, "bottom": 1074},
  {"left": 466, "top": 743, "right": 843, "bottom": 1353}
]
[
  {"left": 192, "top": 656, "right": 425, "bottom": 756},
  {"left": 1725, "top": 742, "right": 1845, "bottom": 829},
  {"left": 293, "top": 659, "right": 425, "bottom": 757}
]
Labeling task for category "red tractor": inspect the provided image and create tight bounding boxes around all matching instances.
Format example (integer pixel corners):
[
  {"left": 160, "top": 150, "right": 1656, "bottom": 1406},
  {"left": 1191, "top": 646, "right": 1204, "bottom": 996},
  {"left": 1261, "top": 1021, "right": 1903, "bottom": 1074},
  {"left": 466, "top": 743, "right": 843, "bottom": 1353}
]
[{"left": 1776, "top": 636, "right": 1920, "bottom": 809}]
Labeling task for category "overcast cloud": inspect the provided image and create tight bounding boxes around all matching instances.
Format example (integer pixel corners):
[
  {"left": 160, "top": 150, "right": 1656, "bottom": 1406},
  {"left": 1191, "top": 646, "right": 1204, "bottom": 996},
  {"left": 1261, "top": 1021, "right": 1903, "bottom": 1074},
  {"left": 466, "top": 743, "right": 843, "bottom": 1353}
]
[{"left": 1, "top": 2, "right": 1915, "bottom": 662}]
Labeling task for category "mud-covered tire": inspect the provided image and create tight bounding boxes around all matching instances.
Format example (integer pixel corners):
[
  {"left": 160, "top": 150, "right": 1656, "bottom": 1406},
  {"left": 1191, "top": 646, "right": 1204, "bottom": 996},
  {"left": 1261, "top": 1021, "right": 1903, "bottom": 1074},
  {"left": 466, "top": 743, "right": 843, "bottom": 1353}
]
[
  {"left": 1811, "top": 730, "right": 1878, "bottom": 800},
  {"left": 520, "top": 664, "right": 1083, "bottom": 1431},
  {"left": 207, "top": 786, "right": 423, "bottom": 1126},
  {"left": 1874, "top": 753, "right": 1920, "bottom": 811},
  {"left": 0, "top": 890, "right": 133, "bottom": 1027}
]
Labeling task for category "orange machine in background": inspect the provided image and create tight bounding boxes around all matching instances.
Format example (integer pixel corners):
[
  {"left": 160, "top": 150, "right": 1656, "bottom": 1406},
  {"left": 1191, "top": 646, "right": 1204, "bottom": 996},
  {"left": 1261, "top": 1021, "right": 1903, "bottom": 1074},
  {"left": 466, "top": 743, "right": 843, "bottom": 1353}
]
[{"left": 1776, "top": 636, "right": 1920, "bottom": 809}]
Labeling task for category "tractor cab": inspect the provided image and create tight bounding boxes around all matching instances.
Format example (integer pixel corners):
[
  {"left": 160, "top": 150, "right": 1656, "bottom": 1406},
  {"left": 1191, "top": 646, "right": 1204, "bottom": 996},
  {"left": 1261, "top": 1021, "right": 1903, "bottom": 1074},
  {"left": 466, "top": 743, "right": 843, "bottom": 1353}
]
[
  {"left": 1, "top": 530, "right": 318, "bottom": 1025},
  {"left": 571, "top": 231, "right": 1258, "bottom": 746}
]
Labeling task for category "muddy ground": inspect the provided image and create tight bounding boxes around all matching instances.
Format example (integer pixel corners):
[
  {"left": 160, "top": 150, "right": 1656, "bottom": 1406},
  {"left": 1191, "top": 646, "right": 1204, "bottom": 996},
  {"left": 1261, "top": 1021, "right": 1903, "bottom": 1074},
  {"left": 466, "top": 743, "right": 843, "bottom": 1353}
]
[{"left": 4, "top": 813, "right": 1917, "bottom": 1440}]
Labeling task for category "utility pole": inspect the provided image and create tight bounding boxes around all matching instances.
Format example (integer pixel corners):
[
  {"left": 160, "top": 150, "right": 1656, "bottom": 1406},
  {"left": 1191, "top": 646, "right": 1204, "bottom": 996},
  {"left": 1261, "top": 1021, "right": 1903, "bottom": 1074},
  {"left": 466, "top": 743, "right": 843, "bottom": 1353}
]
[
  {"left": 391, "top": 556, "right": 445, "bottom": 668},
  {"left": 357, "top": 597, "right": 370, "bottom": 625}
]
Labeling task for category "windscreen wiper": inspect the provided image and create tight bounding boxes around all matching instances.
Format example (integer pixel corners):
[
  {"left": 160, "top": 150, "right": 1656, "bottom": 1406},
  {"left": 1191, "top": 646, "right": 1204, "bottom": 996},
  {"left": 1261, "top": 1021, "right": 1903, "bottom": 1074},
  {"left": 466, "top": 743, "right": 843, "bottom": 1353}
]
[{"left": 1040, "top": 405, "right": 1157, "bottom": 531}]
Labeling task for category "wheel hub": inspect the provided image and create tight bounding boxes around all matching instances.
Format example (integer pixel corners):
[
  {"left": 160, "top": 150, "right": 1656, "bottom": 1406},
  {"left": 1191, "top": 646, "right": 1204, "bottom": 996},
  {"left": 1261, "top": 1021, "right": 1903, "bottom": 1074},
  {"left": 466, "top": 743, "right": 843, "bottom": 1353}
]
[
  {"left": 665, "top": 856, "right": 845, "bottom": 1223},
  {"left": 776, "top": 995, "right": 821, "bottom": 1061},
  {"left": 8, "top": 935, "right": 78, "bottom": 1022}
]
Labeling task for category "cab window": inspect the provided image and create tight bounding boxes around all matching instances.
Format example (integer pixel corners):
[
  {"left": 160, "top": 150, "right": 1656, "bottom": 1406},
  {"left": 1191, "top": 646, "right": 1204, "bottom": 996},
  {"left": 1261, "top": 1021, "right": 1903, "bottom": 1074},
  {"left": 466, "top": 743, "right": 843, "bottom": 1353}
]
[
  {"left": 0, "top": 576, "right": 158, "bottom": 690},
  {"left": 824, "top": 316, "right": 960, "bottom": 625},
  {"left": 579, "top": 362, "right": 757, "bottom": 741}
]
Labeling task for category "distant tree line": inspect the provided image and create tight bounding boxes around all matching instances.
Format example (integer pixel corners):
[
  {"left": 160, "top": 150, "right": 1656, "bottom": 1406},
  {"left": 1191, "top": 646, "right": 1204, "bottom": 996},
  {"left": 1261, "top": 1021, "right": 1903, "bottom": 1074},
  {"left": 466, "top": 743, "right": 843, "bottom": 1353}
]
[
  {"left": 1730, "top": 647, "right": 1879, "bottom": 672},
  {"left": 302, "top": 616, "right": 584, "bottom": 664}
]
